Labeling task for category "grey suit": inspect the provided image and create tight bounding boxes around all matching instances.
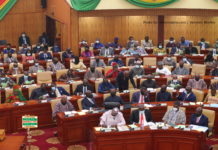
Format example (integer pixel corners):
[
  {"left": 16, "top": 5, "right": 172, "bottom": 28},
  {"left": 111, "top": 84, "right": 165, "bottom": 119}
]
[
  {"left": 172, "top": 67, "right": 189, "bottom": 75},
  {"left": 91, "top": 60, "right": 106, "bottom": 67},
  {"left": 99, "top": 47, "right": 114, "bottom": 56}
]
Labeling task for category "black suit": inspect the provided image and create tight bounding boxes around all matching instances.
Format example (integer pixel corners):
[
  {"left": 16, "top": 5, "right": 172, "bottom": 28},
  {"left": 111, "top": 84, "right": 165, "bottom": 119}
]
[
  {"left": 18, "top": 76, "right": 33, "bottom": 85},
  {"left": 19, "top": 36, "right": 30, "bottom": 46},
  {"left": 30, "top": 88, "right": 48, "bottom": 100},
  {"left": 130, "top": 109, "right": 153, "bottom": 124},
  {"left": 74, "top": 84, "right": 93, "bottom": 95},
  {"left": 82, "top": 97, "right": 97, "bottom": 110}
]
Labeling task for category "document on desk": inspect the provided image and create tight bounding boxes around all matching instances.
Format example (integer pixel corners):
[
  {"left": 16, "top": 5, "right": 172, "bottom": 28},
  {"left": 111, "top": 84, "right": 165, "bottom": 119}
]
[
  {"left": 189, "top": 125, "right": 208, "bottom": 132},
  {"left": 117, "top": 125, "right": 130, "bottom": 132},
  {"left": 210, "top": 104, "right": 218, "bottom": 108}
]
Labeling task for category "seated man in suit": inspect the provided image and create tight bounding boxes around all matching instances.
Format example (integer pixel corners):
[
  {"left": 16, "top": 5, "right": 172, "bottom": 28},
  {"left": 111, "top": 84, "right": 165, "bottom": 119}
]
[
  {"left": 131, "top": 87, "right": 150, "bottom": 104},
  {"left": 51, "top": 42, "right": 61, "bottom": 53},
  {"left": 190, "top": 107, "right": 208, "bottom": 127},
  {"left": 104, "top": 89, "right": 124, "bottom": 105},
  {"left": 156, "top": 85, "right": 172, "bottom": 101},
  {"left": 0, "top": 71, "right": 15, "bottom": 88},
  {"left": 130, "top": 104, "right": 153, "bottom": 125},
  {"left": 38, "top": 48, "right": 53, "bottom": 61},
  {"left": 167, "top": 75, "right": 182, "bottom": 89},
  {"left": 99, "top": 44, "right": 114, "bottom": 57},
  {"left": 47, "top": 57, "right": 65, "bottom": 72},
  {"left": 100, "top": 107, "right": 125, "bottom": 127},
  {"left": 82, "top": 90, "right": 97, "bottom": 110},
  {"left": 93, "top": 39, "right": 104, "bottom": 49},
  {"left": 4, "top": 52, "right": 18, "bottom": 63},
  {"left": 3, "top": 43, "right": 15, "bottom": 54},
  {"left": 163, "top": 101, "right": 186, "bottom": 125},
  {"left": 18, "top": 71, "right": 34, "bottom": 85},
  {"left": 74, "top": 79, "right": 93, "bottom": 95},
  {"left": 18, "top": 32, "right": 30, "bottom": 46},
  {"left": 129, "top": 63, "right": 145, "bottom": 77},
  {"left": 177, "top": 86, "right": 197, "bottom": 102},
  {"left": 84, "top": 65, "right": 103, "bottom": 81},
  {"left": 98, "top": 78, "right": 114, "bottom": 94},
  {"left": 30, "top": 83, "right": 49, "bottom": 100},
  {"left": 108, "top": 55, "right": 124, "bottom": 67},
  {"left": 52, "top": 96, "right": 74, "bottom": 118},
  {"left": 128, "top": 54, "right": 142, "bottom": 66},
  {"left": 140, "top": 74, "right": 158, "bottom": 88},
  {"left": 172, "top": 60, "right": 190, "bottom": 75},
  {"left": 116, "top": 71, "right": 136, "bottom": 92},
  {"left": 58, "top": 69, "right": 80, "bottom": 82},
  {"left": 32, "top": 43, "right": 43, "bottom": 53},
  {"left": 49, "top": 83, "right": 70, "bottom": 98},
  {"left": 62, "top": 48, "right": 75, "bottom": 60}
]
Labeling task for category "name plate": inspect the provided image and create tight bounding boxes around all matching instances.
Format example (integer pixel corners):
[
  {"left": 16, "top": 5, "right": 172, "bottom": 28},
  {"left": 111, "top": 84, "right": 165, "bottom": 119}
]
[{"left": 40, "top": 100, "right": 48, "bottom": 103}]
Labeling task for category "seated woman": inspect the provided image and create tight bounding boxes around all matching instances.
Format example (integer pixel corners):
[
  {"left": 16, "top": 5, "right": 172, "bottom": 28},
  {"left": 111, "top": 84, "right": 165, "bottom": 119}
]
[
  {"left": 22, "top": 50, "right": 35, "bottom": 63},
  {"left": 70, "top": 56, "right": 86, "bottom": 70},
  {"left": 153, "top": 42, "right": 166, "bottom": 55},
  {"left": 6, "top": 85, "right": 26, "bottom": 103}
]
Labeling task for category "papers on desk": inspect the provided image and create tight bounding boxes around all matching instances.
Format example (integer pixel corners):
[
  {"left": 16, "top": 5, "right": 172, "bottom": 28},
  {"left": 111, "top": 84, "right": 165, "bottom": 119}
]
[
  {"left": 76, "top": 69, "right": 86, "bottom": 72},
  {"left": 77, "top": 112, "right": 86, "bottom": 116},
  {"left": 174, "top": 125, "right": 186, "bottom": 129},
  {"left": 210, "top": 104, "right": 218, "bottom": 108},
  {"left": 160, "top": 103, "right": 167, "bottom": 106},
  {"left": 94, "top": 127, "right": 102, "bottom": 132},
  {"left": 154, "top": 76, "right": 160, "bottom": 78},
  {"left": 144, "top": 104, "right": 153, "bottom": 108},
  {"left": 14, "top": 102, "right": 25, "bottom": 106},
  {"left": 22, "top": 84, "right": 37, "bottom": 88},
  {"left": 128, "top": 124, "right": 140, "bottom": 130},
  {"left": 123, "top": 90, "right": 129, "bottom": 93},
  {"left": 150, "top": 66, "right": 156, "bottom": 68},
  {"left": 214, "top": 77, "right": 218, "bottom": 80},
  {"left": 179, "top": 88, "right": 186, "bottom": 93},
  {"left": 189, "top": 102, "right": 196, "bottom": 106},
  {"left": 40, "top": 100, "right": 48, "bottom": 103},
  {"left": 140, "top": 54, "right": 148, "bottom": 56},
  {"left": 196, "top": 102, "right": 203, "bottom": 105},
  {"left": 64, "top": 111, "right": 77, "bottom": 117},
  {"left": 117, "top": 125, "right": 130, "bottom": 132},
  {"left": 136, "top": 75, "right": 142, "bottom": 79},
  {"left": 189, "top": 125, "right": 208, "bottom": 132},
  {"left": 182, "top": 103, "right": 189, "bottom": 106},
  {"left": 147, "top": 88, "right": 156, "bottom": 93}
]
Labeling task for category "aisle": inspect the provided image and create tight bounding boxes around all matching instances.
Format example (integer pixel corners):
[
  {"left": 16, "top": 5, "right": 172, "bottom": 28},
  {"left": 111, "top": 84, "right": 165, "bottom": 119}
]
[{"left": 10, "top": 127, "right": 91, "bottom": 150}]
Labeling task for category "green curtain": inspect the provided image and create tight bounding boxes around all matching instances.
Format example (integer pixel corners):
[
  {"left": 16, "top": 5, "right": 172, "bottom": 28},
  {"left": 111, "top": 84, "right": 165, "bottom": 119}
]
[
  {"left": 0, "top": 0, "right": 17, "bottom": 20},
  {"left": 70, "top": 0, "right": 101, "bottom": 11},
  {"left": 127, "top": 0, "right": 178, "bottom": 8}
]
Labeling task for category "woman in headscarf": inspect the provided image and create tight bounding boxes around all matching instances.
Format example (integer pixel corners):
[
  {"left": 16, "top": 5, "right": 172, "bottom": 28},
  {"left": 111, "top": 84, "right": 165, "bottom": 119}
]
[{"left": 6, "top": 85, "right": 26, "bottom": 103}]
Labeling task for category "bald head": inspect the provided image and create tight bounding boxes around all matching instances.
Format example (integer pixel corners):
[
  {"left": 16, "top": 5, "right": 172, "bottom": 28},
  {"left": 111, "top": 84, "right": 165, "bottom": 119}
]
[
  {"left": 111, "top": 107, "right": 119, "bottom": 116},
  {"left": 61, "top": 96, "right": 67, "bottom": 105},
  {"left": 195, "top": 107, "right": 203, "bottom": 117}
]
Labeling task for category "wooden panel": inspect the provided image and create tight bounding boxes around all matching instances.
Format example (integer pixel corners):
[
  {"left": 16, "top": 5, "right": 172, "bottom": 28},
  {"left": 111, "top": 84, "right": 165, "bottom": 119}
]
[
  {"left": 78, "top": 16, "right": 158, "bottom": 46},
  {"left": 0, "top": 0, "right": 45, "bottom": 46},
  {"left": 164, "top": 16, "right": 218, "bottom": 45}
]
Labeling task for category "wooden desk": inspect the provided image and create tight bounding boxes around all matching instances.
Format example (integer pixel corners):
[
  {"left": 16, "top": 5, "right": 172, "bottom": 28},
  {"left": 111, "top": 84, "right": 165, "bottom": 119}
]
[
  {"left": 0, "top": 136, "right": 25, "bottom": 150},
  {"left": 92, "top": 128, "right": 206, "bottom": 150}
]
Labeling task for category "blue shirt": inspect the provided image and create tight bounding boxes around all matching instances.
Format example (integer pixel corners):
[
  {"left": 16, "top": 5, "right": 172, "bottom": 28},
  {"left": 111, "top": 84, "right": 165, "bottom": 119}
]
[
  {"left": 179, "top": 40, "right": 190, "bottom": 48},
  {"left": 52, "top": 46, "right": 61, "bottom": 53},
  {"left": 98, "top": 82, "right": 114, "bottom": 93},
  {"left": 120, "top": 48, "right": 137, "bottom": 55},
  {"left": 94, "top": 43, "right": 104, "bottom": 49},
  {"left": 3, "top": 49, "right": 15, "bottom": 54},
  {"left": 109, "top": 42, "right": 121, "bottom": 48}
]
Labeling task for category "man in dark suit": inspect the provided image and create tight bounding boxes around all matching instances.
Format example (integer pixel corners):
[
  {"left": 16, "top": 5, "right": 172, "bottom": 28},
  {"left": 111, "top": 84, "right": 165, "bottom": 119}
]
[
  {"left": 82, "top": 90, "right": 97, "bottom": 110},
  {"left": 18, "top": 71, "right": 34, "bottom": 85},
  {"left": 131, "top": 87, "right": 149, "bottom": 104},
  {"left": 130, "top": 104, "right": 153, "bottom": 124},
  {"left": 190, "top": 107, "right": 208, "bottom": 127},
  {"left": 18, "top": 32, "right": 30, "bottom": 46},
  {"left": 156, "top": 85, "right": 172, "bottom": 101},
  {"left": 74, "top": 79, "right": 93, "bottom": 95},
  {"left": 177, "top": 86, "right": 197, "bottom": 102},
  {"left": 140, "top": 74, "right": 158, "bottom": 88},
  {"left": 38, "top": 32, "right": 49, "bottom": 45},
  {"left": 49, "top": 83, "right": 70, "bottom": 98},
  {"left": 38, "top": 48, "right": 53, "bottom": 60},
  {"left": 104, "top": 89, "right": 124, "bottom": 105},
  {"left": 116, "top": 71, "right": 136, "bottom": 92},
  {"left": 30, "top": 83, "right": 49, "bottom": 100}
]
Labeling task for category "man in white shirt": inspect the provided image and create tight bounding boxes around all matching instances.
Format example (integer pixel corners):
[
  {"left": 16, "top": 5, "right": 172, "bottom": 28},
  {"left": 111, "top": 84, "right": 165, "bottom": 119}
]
[
  {"left": 155, "top": 61, "right": 171, "bottom": 75},
  {"left": 100, "top": 107, "right": 126, "bottom": 127}
]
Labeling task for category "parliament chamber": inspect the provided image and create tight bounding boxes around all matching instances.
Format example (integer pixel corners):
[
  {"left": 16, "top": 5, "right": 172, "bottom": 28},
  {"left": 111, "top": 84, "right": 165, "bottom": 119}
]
[{"left": 2, "top": 0, "right": 218, "bottom": 150}]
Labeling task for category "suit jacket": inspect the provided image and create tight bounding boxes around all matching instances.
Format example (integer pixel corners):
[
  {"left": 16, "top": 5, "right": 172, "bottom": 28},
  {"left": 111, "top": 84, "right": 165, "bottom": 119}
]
[
  {"left": 131, "top": 91, "right": 149, "bottom": 104},
  {"left": 49, "top": 87, "right": 70, "bottom": 98},
  {"left": 82, "top": 97, "right": 97, "bottom": 110},
  {"left": 30, "top": 88, "right": 48, "bottom": 100},
  {"left": 172, "top": 67, "right": 189, "bottom": 75},
  {"left": 156, "top": 91, "right": 172, "bottom": 101},
  {"left": 38, "top": 52, "right": 52, "bottom": 60},
  {"left": 74, "top": 84, "right": 93, "bottom": 95},
  {"left": 177, "top": 92, "right": 196, "bottom": 102},
  {"left": 190, "top": 114, "right": 208, "bottom": 127},
  {"left": 99, "top": 47, "right": 114, "bottom": 56},
  {"left": 116, "top": 71, "right": 136, "bottom": 91},
  {"left": 91, "top": 60, "right": 106, "bottom": 67},
  {"left": 62, "top": 52, "right": 75, "bottom": 60},
  {"left": 19, "top": 36, "right": 30, "bottom": 46},
  {"left": 18, "top": 76, "right": 33, "bottom": 85},
  {"left": 130, "top": 109, "right": 153, "bottom": 124}
]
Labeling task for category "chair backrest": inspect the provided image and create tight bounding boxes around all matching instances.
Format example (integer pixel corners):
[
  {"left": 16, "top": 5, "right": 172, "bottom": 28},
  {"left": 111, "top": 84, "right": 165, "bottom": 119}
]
[
  {"left": 129, "top": 89, "right": 140, "bottom": 102},
  {"left": 103, "top": 92, "right": 120, "bottom": 100},
  {"left": 37, "top": 71, "right": 52, "bottom": 84},
  {"left": 56, "top": 69, "right": 68, "bottom": 80},
  {"left": 72, "top": 80, "right": 83, "bottom": 93},
  {"left": 77, "top": 98, "right": 83, "bottom": 111},
  {"left": 143, "top": 57, "right": 156, "bottom": 66},
  {"left": 191, "top": 64, "right": 206, "bottom": 76},
  {"left": 95, "top": 78, "right": 103, "bottom": 93},
  {"left": 210, "top": 79, "right": 218, "bottom": 85},
  {"left": 167, "top": 106, "right": 186, "bottom": 113},
  {"left": 203, "top": 109, "right": 215, "bottom": 129},
  {"left": 104, "top": 66, "right": 112, "bottom": 74},
  {"left": 28, "top": 85, "right": 40, "bottom": 99},
  {"left": 192, "top": 89, "right": 204, "bottom": 102}
]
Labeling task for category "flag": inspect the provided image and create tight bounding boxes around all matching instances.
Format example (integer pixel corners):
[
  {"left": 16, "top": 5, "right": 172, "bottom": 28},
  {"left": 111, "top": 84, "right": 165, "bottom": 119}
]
[
  {"left": 65, "top": 0, "right": 100, "bottom": 11},
  {"left": 0, "top": 0, "right": 17, "bottom": 20},
  {"left": 127, "top": 0, "right": 178, "bottom": 8}
]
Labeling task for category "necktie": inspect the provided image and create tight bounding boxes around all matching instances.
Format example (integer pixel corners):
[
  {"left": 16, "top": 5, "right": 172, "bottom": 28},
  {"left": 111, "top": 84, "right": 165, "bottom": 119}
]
[
  {"left": 140, "top": 95, "right": 144, "bottom": 103},
  {"left": 140, "top": 113, "right": 144, "bottom": 125},
  {"left": 83, "top": 86, "right": 87, "bottom": 94}
]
